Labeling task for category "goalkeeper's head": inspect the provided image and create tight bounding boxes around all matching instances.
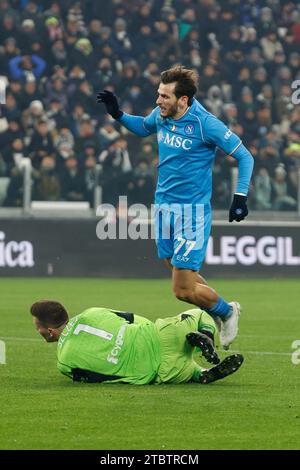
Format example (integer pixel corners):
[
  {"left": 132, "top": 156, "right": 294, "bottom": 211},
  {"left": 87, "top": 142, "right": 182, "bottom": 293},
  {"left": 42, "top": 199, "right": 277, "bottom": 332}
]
[{"left": 30, "top": 300, "right": 69, "bottom": 342}]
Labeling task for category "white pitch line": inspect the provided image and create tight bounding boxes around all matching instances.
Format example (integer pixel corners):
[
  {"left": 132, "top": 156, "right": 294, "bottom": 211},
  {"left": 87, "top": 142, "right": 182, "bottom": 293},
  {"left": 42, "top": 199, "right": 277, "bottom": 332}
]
[
  {"left": 239, "top": 334, "right": 296, "bottom": 339},
  {"left": 0, "top": 336, "right": 41, "bottom": 343},
  {"left": 0, "top": 337, "right": 293, "bottom": 357},
  {"left": 230, "top": 349, "right": 292, "bottom": 357}
]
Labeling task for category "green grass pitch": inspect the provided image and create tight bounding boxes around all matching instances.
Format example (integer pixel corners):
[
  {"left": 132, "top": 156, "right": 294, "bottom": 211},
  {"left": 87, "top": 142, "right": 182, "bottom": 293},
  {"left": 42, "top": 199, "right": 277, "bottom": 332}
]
[{"left": 0, "top": 278, "right": 299, "bottom": 450}]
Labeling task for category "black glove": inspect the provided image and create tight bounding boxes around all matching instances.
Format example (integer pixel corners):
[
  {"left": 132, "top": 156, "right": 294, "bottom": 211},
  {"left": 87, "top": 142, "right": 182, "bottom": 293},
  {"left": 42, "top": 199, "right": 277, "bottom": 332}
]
[
  {"left": 229, "top": 194, "right": 248, "bottom": 222},
  {"left": 96, "top": 90, "right": 123, "bottom": 119}
]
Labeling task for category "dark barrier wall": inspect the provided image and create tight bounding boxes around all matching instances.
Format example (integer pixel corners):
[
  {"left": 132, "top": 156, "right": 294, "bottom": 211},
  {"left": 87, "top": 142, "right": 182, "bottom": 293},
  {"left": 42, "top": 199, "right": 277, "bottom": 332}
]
[{"left": 0, "top": 218, "right": 300, "bottom": 278}]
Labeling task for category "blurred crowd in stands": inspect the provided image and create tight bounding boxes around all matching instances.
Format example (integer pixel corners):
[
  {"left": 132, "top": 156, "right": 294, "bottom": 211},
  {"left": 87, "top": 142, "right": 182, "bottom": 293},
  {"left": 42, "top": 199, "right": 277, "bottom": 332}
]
[{"left": 0, "top": 0, "right": 300, "bottom": 211}]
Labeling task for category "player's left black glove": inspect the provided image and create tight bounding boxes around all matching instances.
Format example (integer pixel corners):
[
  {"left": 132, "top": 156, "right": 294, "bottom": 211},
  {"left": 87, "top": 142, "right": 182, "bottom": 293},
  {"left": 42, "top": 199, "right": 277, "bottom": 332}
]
[
  {"left": 96, "top": 90, "right": 123, "bottom": 119},
  {"left": 229, "top": 194, "right": 248, "bottom": 222}
]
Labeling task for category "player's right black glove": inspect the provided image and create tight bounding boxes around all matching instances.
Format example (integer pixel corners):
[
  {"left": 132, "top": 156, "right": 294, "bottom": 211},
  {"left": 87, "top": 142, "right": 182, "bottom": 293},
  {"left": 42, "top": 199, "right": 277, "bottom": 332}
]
[
  {"left": 96, "top": 90, "right": 123, "bottom": 119},
  {"left": 229, "top": 194, "right": 248, "bottom": 222}
]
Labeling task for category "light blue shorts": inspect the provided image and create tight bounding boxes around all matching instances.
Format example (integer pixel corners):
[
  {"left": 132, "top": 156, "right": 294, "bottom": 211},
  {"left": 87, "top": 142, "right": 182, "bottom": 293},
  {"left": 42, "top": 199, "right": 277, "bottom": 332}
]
[{"left": 154, "top": 203, "right": 211, "bottom": 271}]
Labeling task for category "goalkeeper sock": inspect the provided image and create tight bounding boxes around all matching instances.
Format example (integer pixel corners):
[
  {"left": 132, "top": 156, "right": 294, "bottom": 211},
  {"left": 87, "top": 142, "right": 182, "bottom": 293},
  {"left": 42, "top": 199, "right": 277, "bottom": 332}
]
[{"left": 206, "top": 297, "right": 231, "bottom": 319}]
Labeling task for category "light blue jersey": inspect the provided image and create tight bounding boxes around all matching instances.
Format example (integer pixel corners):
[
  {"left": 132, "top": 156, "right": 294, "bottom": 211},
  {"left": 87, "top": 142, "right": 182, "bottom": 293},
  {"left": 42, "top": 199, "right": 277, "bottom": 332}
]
[
  {"left": 119, "top": 98, "right": 253, "bottom": 205},
  {"left": 118, "top": 99, "right": 253, "bottom": 269}
]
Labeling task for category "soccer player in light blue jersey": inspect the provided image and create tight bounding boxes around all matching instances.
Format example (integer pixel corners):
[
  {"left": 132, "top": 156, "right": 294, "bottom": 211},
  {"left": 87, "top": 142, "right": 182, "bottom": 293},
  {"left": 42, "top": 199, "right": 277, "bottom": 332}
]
[{"left": 97, "top": 65, "right": 254, "bottom": 350}]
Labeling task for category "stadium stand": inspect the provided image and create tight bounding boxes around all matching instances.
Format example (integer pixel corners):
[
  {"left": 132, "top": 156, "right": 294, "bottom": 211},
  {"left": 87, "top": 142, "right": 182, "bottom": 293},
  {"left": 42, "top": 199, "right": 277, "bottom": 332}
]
[{"left": 0, "top": 0, "right": 299, "bottom": 210}]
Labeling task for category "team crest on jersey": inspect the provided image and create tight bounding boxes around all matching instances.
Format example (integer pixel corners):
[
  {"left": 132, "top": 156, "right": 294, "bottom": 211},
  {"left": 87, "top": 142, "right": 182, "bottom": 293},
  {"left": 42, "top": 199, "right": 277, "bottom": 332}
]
[
  {"left": 184, "top": 124, "right": 194, "bottom": 135},
  {"left": 157, "top": 130, "right": 164, "bottom": 143}
]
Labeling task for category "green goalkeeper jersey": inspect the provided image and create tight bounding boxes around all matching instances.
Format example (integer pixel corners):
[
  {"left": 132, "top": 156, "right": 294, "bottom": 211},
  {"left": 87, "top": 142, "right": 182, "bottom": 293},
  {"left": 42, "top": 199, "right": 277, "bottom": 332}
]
[{"left": 57, "top": 307, "right": 161, "bottom": 385}]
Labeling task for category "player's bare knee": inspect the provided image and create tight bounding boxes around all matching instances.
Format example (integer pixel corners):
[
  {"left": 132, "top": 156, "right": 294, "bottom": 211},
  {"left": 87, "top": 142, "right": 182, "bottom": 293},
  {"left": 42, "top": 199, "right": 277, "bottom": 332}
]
[{"left": 173, "top": 286, "right": 194, "bottom": 302}]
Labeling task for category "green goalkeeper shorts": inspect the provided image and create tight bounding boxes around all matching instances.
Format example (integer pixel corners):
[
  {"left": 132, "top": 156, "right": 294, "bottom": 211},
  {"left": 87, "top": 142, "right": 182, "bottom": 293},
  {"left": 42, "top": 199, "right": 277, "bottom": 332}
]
[{"left": 154, "top": 308, "right": 217, "bottom": 384}]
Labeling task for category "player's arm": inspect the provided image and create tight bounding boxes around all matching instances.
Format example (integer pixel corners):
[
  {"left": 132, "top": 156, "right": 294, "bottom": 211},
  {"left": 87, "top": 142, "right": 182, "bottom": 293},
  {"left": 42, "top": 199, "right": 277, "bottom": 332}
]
[
  {"left": 118, "top": 111, "right": 157, "bottom": 137},
  {"left": 227, "top": 143, "right": 254, "bottom": 222},
  {"left": 96, "top": 90, "right": 157, "bottom": 136},
  {"left": 58, "top": 357, "right": 124, "bottom": 383},
  {"left": 72, "top": 369, "right": 122, "bottom": 383},
  {"left": 57, "top": 360, "right": 73, "bottom": 379},
  {"left": 203, "top": 115, "right": 254, "bottom": 222},
  {"left": 59, "top": 363, "right": 124, "bottom": 383}
]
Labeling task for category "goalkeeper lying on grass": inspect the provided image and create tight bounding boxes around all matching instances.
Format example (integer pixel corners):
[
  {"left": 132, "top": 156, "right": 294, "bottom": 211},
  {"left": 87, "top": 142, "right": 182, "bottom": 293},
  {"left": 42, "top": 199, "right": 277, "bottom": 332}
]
[{"left": 31, "top": 300, "right": 243, "bottom": 385}]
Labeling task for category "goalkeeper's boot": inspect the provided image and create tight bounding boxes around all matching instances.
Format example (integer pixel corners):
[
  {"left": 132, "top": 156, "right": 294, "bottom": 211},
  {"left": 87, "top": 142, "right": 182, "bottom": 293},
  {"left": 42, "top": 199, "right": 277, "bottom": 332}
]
[
  {"left": 220, "top": 301, "right": 241, "bottom": 350},
  {"left": 198, "top": 354, "right": 244, "bottom": 384},
  {"left": 186, "top": 331, "right": 220, "bottom": 365},
  {"left": 211, "top": 315, "right": 222, "bottom": 333}
]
